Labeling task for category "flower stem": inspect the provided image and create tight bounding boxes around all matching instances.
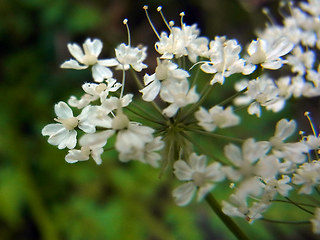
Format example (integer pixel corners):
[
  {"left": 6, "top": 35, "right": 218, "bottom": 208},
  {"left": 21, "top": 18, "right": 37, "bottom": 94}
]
[{"left": 205, "top": 193, "right": 251, "bottom": 240}]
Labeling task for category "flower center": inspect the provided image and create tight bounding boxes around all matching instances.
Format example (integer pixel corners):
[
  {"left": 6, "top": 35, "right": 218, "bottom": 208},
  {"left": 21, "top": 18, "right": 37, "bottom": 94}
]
[
  {"left": 82, "top": 54, "right": 98, "bottom": 66},
  {"left": 112, "top": 112, "right": 130, "bottom": 130},
  {"left": 96, "top": 83, "right": 107, "bottom": 93},
  {"left": 192, "top": 171, "right": 205, "bottom": 186},
  {"left": 55, "top": 117, "right": 78, "bottom": 130}
]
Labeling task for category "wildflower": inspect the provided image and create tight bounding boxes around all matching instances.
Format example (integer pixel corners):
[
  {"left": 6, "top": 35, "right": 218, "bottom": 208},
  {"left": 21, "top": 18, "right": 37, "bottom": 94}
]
[
  {"left": 65, "top": 130, "right": 114, "bottom": 165},
  {"left": 195, "top": 106, "right": 240, "bottom": 132},
  {"left": 61, "top": 38, "right": 118, "bottom": 82},
  {"left": 201, "top": 37, "right": 254, "bottom": 85},
  {"left": 268, "top": 119, "right": 309, "bottom": 164},
  {"left": 292, "top": 161, "right": 320, "bottom": 194},
  {"left": 173, "top": 153, "right": 225, "bottom": 206},
  {"left": 114, "top": 43, "right": 148, "bottom": 71},
  {"left": 246, "top": 37, "right": 294, "bottom": 70},
  {"left": 42, "top": 102, "right": 95, "bottom": 149},
  {"left": 160, "top": 79, "right": 199, "bottom": 117},
  {"left": 223, "top": 138, "right": 270, "bottom": 181},
  {"left": 140, "top": 59, "right": 189, "bottom": 101}
]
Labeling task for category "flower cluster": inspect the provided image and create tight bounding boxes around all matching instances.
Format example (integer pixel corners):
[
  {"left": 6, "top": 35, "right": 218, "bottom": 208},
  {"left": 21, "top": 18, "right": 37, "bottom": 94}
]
[{"left": 42, "top": 1, "right": 320, "bottom": 237}]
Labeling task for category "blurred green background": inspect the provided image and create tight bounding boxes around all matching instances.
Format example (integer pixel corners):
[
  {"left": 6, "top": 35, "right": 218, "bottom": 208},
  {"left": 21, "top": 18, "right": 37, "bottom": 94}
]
[{"left": 0, "top": 0, "right": 319, "bottom": 239}]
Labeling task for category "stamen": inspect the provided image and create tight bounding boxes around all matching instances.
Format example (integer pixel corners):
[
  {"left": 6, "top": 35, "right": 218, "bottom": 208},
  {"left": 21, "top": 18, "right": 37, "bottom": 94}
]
[
  {"left": 157, "top": 6, "right": 172, "bottom": 31},
  {"left": 304, "top": 111, "right": 318, "bottom": 136},
  {"left": 262, "top": 8, "right": 276, "bottom": 25},
  {"left": 143, "top": 5, "right": 160, "bottom": 40},
  {"left": 123, "top": 18, "right": 131, "bottom": 46},
  {"left": 120, "top": 68, "right": 126, "bottom": 99},
  {"left": 179, "top": 12, "right": 185, "bottom": 27},
  {"left": 169, "top": 21, "right": 175, "bottom": 27}
]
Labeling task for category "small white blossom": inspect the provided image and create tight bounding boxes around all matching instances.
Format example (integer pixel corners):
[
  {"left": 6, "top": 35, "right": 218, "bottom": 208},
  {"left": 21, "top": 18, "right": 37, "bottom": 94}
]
[
  {"left": 42, "top": 102, "right": 95, "bottom": 149},
  {"left": 268, "top": 119, "right": 309, "bottom": 164},
  {"left": 119, "top": 136, "right": 164, "bottom": 167},
  {"left": 140, "top": 59, "right": 189, "bottom": 101},
  {"left": 65, "top": 130, "right": 114, "bottom": 165},
  {"left": 173, "top": 153, "right": 225, "bottom": 206},
  {"left": 246, "top": 37, "right": 294, "bottom": 69},
  {"left": 223, "top": 138, "right": 270, "bottom": 181},
  {"left": 195, "top": 106, "right": 240, "bottom": 132},
  {"left": 114, "top": 43, "right": 147, "bottom": 71},
  {"left": 201, "top": 37, "right": 254, "bottom": 85},
  {"left": 292, "top": 161, "right": 320, "bottom": 194},
  {"left": 61, "top": 38, "right": 118, "bottom": 82},
  {"left": 160, "top": 80, "right": 199, "bottom": 117}
]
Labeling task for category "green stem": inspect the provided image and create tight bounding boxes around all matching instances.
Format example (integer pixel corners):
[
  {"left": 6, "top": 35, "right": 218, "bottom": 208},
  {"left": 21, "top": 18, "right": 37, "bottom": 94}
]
[
  {"left": 180, "top": 83, "right": 215, "bottom": 121},
  {"left": 216, "top": 88, "right": 247, "bottom": 107},
  {"left": 205, "top": 194, "right": 251, "bottom": 240},
  {"left": 271, "top": 199, "right": 318, "bottom": 208},
  {"left": 187, "top": 127, "right": 244, "bottom": 143},
  {"left": 126, "top": 105, "right": 165, "bottom": 126},
  {"left": 260, "top": 218, "right": 310, "bottom": 225},
  {"left": 285, "top": 197, "right": 314, "bottom": 215}
]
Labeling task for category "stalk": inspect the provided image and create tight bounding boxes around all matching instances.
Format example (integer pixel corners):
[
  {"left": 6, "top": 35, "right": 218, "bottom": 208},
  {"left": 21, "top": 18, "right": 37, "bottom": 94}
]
[{"left": 205, "top": 193, "right": 251, "bottom": 240}]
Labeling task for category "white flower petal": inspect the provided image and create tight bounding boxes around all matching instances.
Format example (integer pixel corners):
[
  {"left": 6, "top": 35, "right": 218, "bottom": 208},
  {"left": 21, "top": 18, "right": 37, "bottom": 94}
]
[{"left": 60, "top": 59, "right": 88, "bottom": 70}]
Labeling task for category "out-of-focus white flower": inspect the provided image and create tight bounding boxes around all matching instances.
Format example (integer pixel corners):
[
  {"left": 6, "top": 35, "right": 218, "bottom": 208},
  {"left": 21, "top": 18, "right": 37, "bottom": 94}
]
[
  {"left": 246, "top": 37, "right": 294, "bottom": 69},
  {"left": 115, "top": 122, "right": 155, "bottom": 154},
  {"left": 119, "top": 136, "right": 164, "bottom": 167},
  {"left": 311, "top": 208, "right": 320, "bottom": 234},
  {"left": 140, "top": 59, "right": 189, "bottom": 101},
  {"left": 195, "top": 106, "right": 240, "bottom": 132},
  {"left": 160, "top": 80, "right": 199, "bottom": 117},
  {"left": 292, "top": 161, "right": 320, "bottom": 194},
  {"left": 287, "top": 46, "right": 315, "bottom": 76},
  {"left": 246, "top": 77, "right": 280, "bottom": 117},
  {"left": 223, "top": 138, "right": 270, "bottom": 181},
  {"left": 268, "top": 119, "right": 309, "bottom": 164},
  {"left": 115, "top": 43, "right": 148, "bottom": 71},
  {"left": 260, "top": 175, "right": 293, "bottom": 202},
  {"left": 222, "top": 178, "right": 268, "bottom": 222},
  {"left": 173, "top": 153, "right": 225, "bottom": 206},
  {"left": 61, "top": 38, "right": 118, "bottom": 82},
  {"left": 42, "top": 102, "right": 95, "bottom": 149},
  {"left": 65, "top": 130, "right": 114, "bottom": 165}
]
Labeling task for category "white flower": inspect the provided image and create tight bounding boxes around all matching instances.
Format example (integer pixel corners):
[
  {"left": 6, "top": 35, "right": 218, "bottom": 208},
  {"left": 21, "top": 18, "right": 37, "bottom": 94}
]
[
  {"left": 201, "top": 37, "right": 254, "bottom": 85},
  {"left": 260, "top": 175, "right": 293, "bottom": 202},
  {"left": 222, "top": 178, "right": 267, "bottom": 222},
  {"left": 114, "top": 43, "right": 147, "bottom": 71},
  {"left": 61, "top": 38, "right": 118, "bottom": 82},
  {"left": 246, "top": 37, "right": 294, "bottom": 69},
  {"left": 223, "top": 138, "right": 270, "bottom": 181},
  {"left": 292, "top": 161, "right": 320, "bottom": 194},
  {"left": 68, "top": 79, "right": 121, "bottom": 109},
  {"left": 246, "top": 77, "right": 280, "bottom": 117},
  {"left": 311, "top": 208, "right": 320, "bottom": 234},
  {"left": 42, "top": 102, "right": 95, "bottom": 149},
  {"left": 118, "top": 136, "right": 164, "bottom": 167},
  {"left": 195, "top": 105, "right": 240, "bottom": 132},
  {"left": 155, "top": 23, "right": 209, "bottom": 62},
  {"left": 173, "top": 153, "right": 225, "bottom": 206},
  {"left": 140, "top": 59, "right": 189, "bottom": 101},
  {"left": 115, "top": 122, "right": 155, "bottom": 154},
  {"left": 268, "top": 119, "right": 309, "bottom": 163},
  {"left": 160, "top": 80, "right": 199, "bottom": 117},
  {"left": 286, "top": 46, "right": 315, "bottom": 76},
  {"left": 65, "top": 130, "right": 114, "bottom": 165}
]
